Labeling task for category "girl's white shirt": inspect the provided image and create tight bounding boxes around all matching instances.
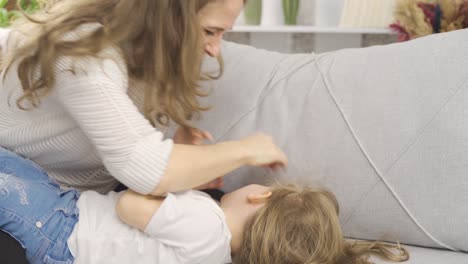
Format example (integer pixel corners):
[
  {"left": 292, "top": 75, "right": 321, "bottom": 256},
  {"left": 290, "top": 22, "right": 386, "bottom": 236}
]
[{"left": 68, "top": 190, "right": 232, "bottom": 264}]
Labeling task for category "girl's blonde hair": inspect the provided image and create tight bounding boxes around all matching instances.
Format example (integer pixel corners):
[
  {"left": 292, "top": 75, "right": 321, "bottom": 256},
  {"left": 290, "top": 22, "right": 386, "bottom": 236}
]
[
  {"left": 235, "top": 184, "right": 410, "bottom": 264},
  {"left": 5, "top": 0, "right": 224, "bottom": 128}
]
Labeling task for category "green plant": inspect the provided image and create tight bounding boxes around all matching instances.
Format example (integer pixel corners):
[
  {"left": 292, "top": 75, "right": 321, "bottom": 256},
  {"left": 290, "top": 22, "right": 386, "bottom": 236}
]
[
  {"left": 282, "top": 0, "right": 300, "bottom": 25},
  {"left": 244, "top": 0, "right": 262, "bottom": 25},
  {"left": 0, "top": 0, "right": 41, "bottom": 27}
]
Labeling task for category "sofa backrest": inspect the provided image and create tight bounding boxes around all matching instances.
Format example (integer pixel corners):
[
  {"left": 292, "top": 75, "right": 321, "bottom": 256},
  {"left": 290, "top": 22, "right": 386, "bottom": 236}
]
[{"left": 192, "top": 30, "right": 468, "bottom": 252}]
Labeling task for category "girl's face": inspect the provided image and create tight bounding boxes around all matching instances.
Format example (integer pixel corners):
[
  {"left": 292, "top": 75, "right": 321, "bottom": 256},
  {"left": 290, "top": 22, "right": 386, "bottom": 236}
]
[{"left": 199, "top": 0, "right": 244, "bottom": 57}]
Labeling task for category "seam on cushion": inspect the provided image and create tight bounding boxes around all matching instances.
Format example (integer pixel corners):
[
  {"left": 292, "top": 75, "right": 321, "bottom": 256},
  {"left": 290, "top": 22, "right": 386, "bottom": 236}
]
[
  {"left": 215, "top": 55, "right": 318, "bottom": 143},
  {"left": 315, "top": 55, "right": 384, "bottom": 225},
  {"left": 315, "top": 57, "right": 459, "bottom": 251},
  {"left": 213, "top": 57, "right": 286, "bottom": 142},
  {"left": 382, "top": 73, "right": 468, "bottom": 177}
]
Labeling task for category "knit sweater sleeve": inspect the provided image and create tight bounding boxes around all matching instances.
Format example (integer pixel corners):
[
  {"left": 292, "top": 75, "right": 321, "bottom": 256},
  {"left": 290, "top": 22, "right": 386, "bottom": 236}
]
[{"left": 51, "top": 52, "right": 174, "bottom": 195}]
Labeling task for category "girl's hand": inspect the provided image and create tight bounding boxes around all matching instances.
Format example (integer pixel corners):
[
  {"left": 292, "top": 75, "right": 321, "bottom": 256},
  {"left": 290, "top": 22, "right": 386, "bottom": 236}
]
[
  {"left": 173, "top": 127, "right": 214, "bottom": 145},
  {"left": 240, "top": 133, "right": 288, "bottom": 170}
]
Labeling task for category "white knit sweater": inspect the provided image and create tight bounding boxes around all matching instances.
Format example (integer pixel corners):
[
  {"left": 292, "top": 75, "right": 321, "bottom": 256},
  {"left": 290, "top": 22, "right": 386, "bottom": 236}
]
[{"left": 0, "top": 28, "right": 173, "bottom": 194}]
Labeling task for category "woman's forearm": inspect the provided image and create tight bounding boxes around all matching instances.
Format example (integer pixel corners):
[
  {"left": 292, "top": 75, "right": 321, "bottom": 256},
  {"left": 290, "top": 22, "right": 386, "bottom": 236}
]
[{"left": 150, "top": 141, "right": 249, "bottom": 195}]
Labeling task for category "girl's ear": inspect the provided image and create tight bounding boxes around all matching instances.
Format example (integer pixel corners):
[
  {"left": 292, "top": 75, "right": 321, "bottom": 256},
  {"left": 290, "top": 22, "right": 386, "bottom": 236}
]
[{"left": 247, "top": 191, "right": 272, "bottom": 204}]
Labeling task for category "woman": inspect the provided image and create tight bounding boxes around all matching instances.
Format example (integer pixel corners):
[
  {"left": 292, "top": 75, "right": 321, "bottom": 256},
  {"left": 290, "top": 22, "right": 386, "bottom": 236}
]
[
  {"left": 0, "top": 0, "right": 287, "bottom": 262},
  {"left": 0, "top": 0, "right": 287, "bottom": 195},
  {"left": 0, "top": 147, "right": 408, "bottom": 264}
]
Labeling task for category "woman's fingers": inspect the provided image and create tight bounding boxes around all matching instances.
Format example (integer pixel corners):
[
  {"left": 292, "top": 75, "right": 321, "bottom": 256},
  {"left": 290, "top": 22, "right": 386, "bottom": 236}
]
[
  {"left": 194, "top": 177, "right": 224, "bottom": 190},
  {"left": 174, "top": 126, "right": 212, "bottom": 145},
  {"left": 240, "top": 132, "right": 289, "bottom": 168},
  {"left": 262, "top": 162, "right": 287, "bottom": 172},
  {"left": 202, "top": 131, "right": 214, "bottom": 142},
  {"left": 191, "top": 130, "right": 213, "bottom": 145}
]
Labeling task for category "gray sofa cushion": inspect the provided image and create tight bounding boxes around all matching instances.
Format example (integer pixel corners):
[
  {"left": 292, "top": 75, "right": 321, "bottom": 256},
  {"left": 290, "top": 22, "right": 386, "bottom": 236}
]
[
  {"left": 192, "top": 28, "right": 468, "bottom": 258},
  {"left": 372, "top": 245, "right": 468, "bottom": 263}
]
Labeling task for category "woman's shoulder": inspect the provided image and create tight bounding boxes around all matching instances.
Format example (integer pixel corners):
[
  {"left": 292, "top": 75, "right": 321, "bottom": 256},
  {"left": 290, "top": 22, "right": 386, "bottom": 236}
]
[
  {"left": 56, "top": 46, "right": 127, "bottom": 78},
  {"left": 57, "top": 23, "right": 127, "bottom": 78},
  {"left": 53, "top": 41, "right": 129, "bottom": 92}
]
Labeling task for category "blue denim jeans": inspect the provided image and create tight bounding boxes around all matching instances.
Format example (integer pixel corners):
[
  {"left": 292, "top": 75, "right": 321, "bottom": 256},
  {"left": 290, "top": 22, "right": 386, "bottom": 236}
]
[{"left": 0, "top": 147, "right": 79, "bottom": 264}]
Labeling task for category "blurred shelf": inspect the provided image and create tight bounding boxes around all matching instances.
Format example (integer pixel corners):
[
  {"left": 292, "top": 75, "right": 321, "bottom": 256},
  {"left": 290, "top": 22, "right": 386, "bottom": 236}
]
[{"left": 231, "top": 25, "right": 394, "bottom": 34}]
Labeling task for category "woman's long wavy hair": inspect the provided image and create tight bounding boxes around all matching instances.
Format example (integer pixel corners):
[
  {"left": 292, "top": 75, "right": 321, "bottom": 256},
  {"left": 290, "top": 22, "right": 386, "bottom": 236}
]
[
  {"left": 235, "top": 184, "right": 410, "bottom": 264},
  {"left": 4, "top": 0, "right": 224, "bottom": 128}
]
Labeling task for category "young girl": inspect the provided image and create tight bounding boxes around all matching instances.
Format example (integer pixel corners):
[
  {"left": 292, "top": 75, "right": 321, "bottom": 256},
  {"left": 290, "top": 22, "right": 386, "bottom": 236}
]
[{"left": 0, "top": 147, "right": 409, "bottom": 264}]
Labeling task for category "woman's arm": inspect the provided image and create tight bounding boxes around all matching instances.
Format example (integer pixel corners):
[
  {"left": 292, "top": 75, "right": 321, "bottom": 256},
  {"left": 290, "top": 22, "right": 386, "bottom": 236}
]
[
  {"left": 153, "top": 133, "right": 286, "bottom": 195},
  {"left": 54, "top": 53, "right": 287, "bottom": 196},
  {"left": 152, "top": 141, "right": 244, "bottom": 195}
]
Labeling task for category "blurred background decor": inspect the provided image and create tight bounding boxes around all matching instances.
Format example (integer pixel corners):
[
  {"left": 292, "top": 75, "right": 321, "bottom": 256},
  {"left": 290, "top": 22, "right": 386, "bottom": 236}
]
[
  {"left": 340, "top": 0, "right": 395, "bottom": 29},
  {"left": 391, "top": 0, "right": 468, "bottom": 41},
  {"left": 0, "top": 0, "right": 42, "bottom": 27}
]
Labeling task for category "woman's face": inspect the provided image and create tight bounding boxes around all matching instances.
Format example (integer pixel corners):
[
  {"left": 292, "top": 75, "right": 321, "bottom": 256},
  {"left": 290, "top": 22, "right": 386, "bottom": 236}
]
[{"left": 199, "top": 0, "right": 244, "bottom": 57}]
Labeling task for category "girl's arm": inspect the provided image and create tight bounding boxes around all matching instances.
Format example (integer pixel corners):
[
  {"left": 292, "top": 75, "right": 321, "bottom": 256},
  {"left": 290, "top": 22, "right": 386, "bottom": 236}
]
[
  {"left": 116, "top": 190, "right": 229, "bottom": 262},
  {"left": 116, "top": 190, "right": 163, "bottom": 231}
]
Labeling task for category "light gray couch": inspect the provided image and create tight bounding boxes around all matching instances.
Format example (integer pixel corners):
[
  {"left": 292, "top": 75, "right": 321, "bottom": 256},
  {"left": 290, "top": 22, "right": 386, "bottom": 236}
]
[{"left": 193, "top": 29, "right": 468, "bottom": 263}]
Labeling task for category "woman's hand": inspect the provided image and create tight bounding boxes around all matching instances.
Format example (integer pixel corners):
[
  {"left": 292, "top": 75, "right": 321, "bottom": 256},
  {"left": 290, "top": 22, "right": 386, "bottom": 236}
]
[
  {"left": 240, "top": 133, "right": 288, "bottom": 170},
  {"left": 173, "top": 126, "right": 214, "bottom": 145}
]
